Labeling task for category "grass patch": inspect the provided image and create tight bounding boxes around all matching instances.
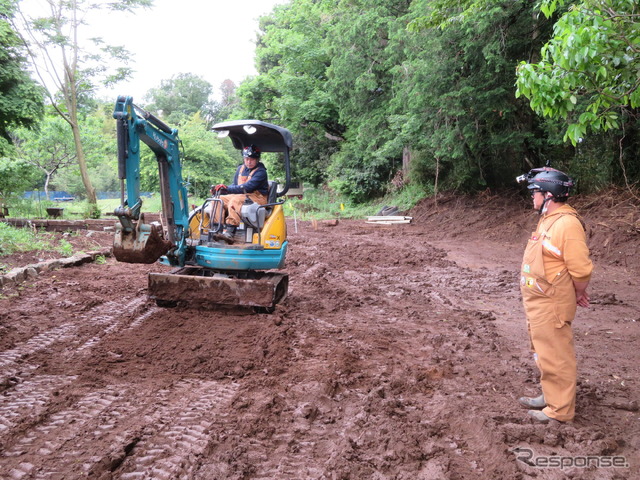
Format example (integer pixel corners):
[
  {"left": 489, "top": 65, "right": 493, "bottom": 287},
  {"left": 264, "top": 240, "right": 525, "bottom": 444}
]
[
  {"left": 285, "top": 183, "right": 431, "bottom": 220},
  {"left": 0, "top": 223, "right": 78, "bottom": 264},
  {"left": 94, "top": 255, "right": 107, "bottom": 265},
  {"left": 0, "top": 222, "right": 54, "bottom": 256},
  {"left": 5, "top": 195, "right": 166, "bottom": 219}
]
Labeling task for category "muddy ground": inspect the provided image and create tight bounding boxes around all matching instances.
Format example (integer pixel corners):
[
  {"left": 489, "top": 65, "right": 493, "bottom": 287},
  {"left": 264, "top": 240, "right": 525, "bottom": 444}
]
[{"left": 0, "top": 192, "right": 638, "bottom": 479}]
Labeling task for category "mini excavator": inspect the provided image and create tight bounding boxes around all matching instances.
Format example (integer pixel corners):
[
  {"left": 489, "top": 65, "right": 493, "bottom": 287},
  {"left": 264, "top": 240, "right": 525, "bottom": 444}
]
[{"left": 112, "top": 96, "right": 290, "bottom": 311}]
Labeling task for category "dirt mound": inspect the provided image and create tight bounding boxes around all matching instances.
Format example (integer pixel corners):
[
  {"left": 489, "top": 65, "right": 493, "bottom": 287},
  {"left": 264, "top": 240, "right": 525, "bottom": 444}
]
[{"left": 409, "top": 189, "right": 640, "bottom": 273}]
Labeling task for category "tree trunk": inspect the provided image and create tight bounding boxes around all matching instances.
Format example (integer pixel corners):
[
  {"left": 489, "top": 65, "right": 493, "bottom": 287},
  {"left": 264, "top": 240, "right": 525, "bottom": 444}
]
[
  {"left": 402, "top": 146, "right": 411, "bottom": 178},
  {"left": 63, "top": 2, "right": 97, "bottom": 206},
  {"left": 434, "top": 156, "right": 440, "bottom": 208},
  {"left": 44, "top": 172, "right": 52, "bottom": 200},
  {"left": 70, "top": 120, "right": 97, "bottom": 203}
]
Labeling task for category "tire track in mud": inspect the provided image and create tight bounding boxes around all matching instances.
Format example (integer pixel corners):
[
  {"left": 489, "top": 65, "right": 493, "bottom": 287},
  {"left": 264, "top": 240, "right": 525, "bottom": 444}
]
[
  {"left": 0, "top": 295, "right": 151, "bottom": 465},
  {"left": 0, "top": 295, "right": 163, "bottom": 479},
  {"left": 0, "top": 375, "right": 78, "bottom": 444},
  {"left": 0, "top": 297, "right": 148, "bottom": 387},
  {"left": 73, "top": 298, "right": 148, "bottom": 354},
  {"left": 1, "top": 386, "right": 125, "bottom": 476},
  {"left": 1, "top": 271, "right": 264, "bottom": 479},
  {"left": 195, "top": 348, "right": 343, "bottom": 479},
  {"left": 0, "top": 379, "right": 239, "bottom": 479},
  {"left": 114, "top": 379, "right": 239, "bottom": 479},
  {"left": 0, "top": 324, "right": 77, "bottom": 387}
]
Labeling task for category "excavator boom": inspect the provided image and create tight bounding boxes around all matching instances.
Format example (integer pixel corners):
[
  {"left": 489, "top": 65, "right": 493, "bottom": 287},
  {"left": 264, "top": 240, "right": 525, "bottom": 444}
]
[{"left": 113, "top": 96, "right": 189, "bottom": 266}]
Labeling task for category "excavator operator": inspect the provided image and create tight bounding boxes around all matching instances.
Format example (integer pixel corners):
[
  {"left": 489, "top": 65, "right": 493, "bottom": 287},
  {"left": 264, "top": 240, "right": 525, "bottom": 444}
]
[{"left": 209, "top": 144, "right": 269, "bottom": 243}]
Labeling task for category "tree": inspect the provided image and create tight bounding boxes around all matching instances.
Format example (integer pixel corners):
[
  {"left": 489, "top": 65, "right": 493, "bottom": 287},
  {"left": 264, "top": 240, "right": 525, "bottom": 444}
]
[
  {"left": 237, "top": 0, "right": 341, "bottom": 188},
  {"left": 389, "top": 0, "right": 567, "bottom": 192},
  {"left": 12, "top": 106, "right": 119, "bottom": 198},
  {"left": 13, "top": 0, "right": 152, "bottom": 209},
  {"left": 0, "top": 0, "right": 43, "bottom": 154},
  {"left": 415, "top": 0, "right": 640, "bottom": 189},
  {"left": 177, "top": 112, "right": 237, "bottom": 197},
  {"left": 135, "top": 111, "right": 237, "bottom": 197},
  {"left": 0, "top": 155, "right": 38, "bottom": 206},
  {"left": 238, "top": 0, "right": 637, "bottom": 198},
  {"left": 144, "top": 73, "right": 214, "bottom": 125},
  {"left": 515, "top": 0, "right": 640, "bottom": 145},
  {"left": 12, "top": 115, "right": 77, "bottom": 199},
  {"left": 208, "top": 79, "right": 238, "bottom": 124},
  {"left": 323, "top": 0, "right": 412, "bottom": 200}
]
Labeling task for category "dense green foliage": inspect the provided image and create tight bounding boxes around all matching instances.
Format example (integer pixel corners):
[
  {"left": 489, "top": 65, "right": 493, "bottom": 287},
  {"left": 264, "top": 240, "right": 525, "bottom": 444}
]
[
  {"left": 12, "top": 115, "right": 79, "bottom": 198},
  {"left": 235, "top": 0, "right": 639, "bottom": 201},
  {"left": 10, "top": 108, "right": 120, "bottom": 198},
  {"left": 0, "top": 155, "right": 38, "bottom": 203},
  {"left": 3, "top": 0, "right": 639, "bottom": 212},
  {"left": 144, "top": 74, "right": 242, "bottom": 127},
  {"left": 516, "top": 0, "right": 640, "bottom": 146},
  {"left": 144, "top": 73, "right": 215, "bottom": 125},
  {"left": 0, "top": 0, "right": 43, "bottom": 153},
  {"left": 136, "top": 111, "right": 239, "bottom": 198}
]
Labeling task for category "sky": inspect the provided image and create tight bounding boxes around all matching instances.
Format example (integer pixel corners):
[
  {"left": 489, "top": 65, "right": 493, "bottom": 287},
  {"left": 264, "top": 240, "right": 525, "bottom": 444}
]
[{"left": 21, "top": 0, "right": 289, "bottom": 104}]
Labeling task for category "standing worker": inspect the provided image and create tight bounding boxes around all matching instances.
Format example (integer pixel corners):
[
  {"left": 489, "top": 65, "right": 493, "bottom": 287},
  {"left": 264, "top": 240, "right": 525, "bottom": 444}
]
[
  {"left": 208, "top": 144, "right": 269, "bottom": 243},
  {"left": 516, "top": 166, "right": 593, "bottom": 423}
]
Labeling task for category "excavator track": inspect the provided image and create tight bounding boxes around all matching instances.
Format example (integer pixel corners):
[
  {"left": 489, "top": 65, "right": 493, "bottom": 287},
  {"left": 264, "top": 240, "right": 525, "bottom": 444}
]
[{"left": 148, "top": 267, "right": 288, "bottom": 311}]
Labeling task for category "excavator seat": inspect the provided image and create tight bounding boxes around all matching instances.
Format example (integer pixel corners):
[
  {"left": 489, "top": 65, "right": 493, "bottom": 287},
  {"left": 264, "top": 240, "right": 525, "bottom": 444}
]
[
  {"left": 262, "top": 181, "right": 279, "bottom": 220},
  {"left": 267, "top": 180, "right": 278, "bottom": 204}
]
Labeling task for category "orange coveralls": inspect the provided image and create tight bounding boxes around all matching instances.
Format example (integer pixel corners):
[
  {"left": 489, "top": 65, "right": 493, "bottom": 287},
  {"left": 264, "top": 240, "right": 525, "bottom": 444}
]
[
  {"left": 208, "top": 168, "right": 267, "bottom": 227},
  {"left": 520, "top": 204, "right": 593, "bottom": 422}
]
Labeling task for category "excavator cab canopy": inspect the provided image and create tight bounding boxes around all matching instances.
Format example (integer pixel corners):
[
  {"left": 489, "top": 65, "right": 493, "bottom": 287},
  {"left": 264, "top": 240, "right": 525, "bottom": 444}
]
[{"left": 212, "top": 120, "right": 292, "bottom": 197}]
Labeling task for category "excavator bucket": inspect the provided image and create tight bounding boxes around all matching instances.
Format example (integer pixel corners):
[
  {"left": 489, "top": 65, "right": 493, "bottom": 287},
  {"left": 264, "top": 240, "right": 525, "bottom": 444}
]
[
  {"left": 148, "top": 267, "right": 288, "bottom": 310},
  {"left": 113, "top": 221, "right": 173, "bottom": 264}
]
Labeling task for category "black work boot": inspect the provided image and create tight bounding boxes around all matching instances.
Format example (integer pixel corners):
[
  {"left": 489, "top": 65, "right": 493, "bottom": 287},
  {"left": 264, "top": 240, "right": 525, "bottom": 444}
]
[
  {"left": 518, "top": 394, "right": 546, "bottom": 409},
  {"left": 216, "top": 224, "right": 237, "bottom": 244}
]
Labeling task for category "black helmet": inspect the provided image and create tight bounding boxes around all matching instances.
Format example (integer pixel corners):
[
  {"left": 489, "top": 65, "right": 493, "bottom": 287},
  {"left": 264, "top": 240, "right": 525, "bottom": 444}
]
[
  {"left": 242, "top": 144, "right": 261, "bottom": 159},
  {"left": 517, "top": 167, "right": 574, "bottom": 200}
]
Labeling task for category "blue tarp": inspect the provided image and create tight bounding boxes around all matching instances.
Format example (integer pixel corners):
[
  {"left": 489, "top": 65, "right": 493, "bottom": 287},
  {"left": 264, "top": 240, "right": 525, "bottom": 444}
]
[
  {"left": 24, "top": 191, "right": 74, "bottom": 201},
  {"left": 24, "top": 191, "right": 154, "bottom": 201},
  {"left": 96, "top": 191, "right": 154, "bottom": 200}
]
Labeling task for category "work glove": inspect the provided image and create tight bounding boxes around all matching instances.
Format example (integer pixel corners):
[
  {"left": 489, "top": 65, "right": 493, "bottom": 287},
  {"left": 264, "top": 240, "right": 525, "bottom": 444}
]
[{"left": 212, "top": 184, "right": 227, "bottom": 194}]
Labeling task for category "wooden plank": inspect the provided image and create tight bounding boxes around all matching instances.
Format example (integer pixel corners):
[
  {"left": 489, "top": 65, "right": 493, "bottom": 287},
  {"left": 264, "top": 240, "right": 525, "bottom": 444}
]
[
  {"left": 365, "top": 219, "right": 412, "bottom": 225},
  {"left": 2, "top": 218, "right": 116, "bottom": 231},
  {"left": 365, "top": 216, "right": 412, "bottom": 222}
]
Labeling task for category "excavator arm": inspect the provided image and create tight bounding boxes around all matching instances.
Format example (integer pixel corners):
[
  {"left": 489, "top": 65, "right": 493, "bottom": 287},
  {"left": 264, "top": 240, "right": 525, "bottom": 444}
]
[{"left": 112, "top": 96, "right": 190, "bottom": 265}]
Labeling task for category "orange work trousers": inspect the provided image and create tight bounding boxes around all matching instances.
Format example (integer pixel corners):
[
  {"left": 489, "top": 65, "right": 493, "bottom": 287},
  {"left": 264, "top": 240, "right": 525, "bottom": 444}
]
[{"left": 207, "top": 191, "right": 267, "bottom": 227}]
